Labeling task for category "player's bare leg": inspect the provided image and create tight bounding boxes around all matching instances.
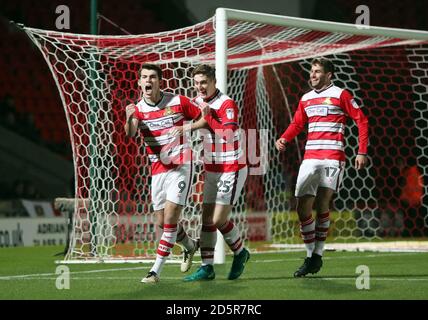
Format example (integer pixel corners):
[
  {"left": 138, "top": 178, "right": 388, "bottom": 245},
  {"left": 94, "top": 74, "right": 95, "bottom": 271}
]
[
  {"left": 157, "top": 208, "right": 198, "bottom": 273},
  {"left": 296, "top": 195, "right": 316, "bottom": 257},
  {"left": 294, "top": 195, "right": 317, "bottom": 277},
  {"left": 155, "top": 209, "right": 165, "bottom": 232},
  {"left": 214, "top": 204, "right": 250, "bottom": 280},
  {"left": 141, "top": 210, "right": 163, "bottom": 283},
  {"left": 142, "top": 201, "right": 182, "bottom": 283},
  {"left": 178, "top": 227, "right": 199, "bottom": 273},
  {"left": 311, "top": 188, "right": 335, "bottom": 274},
  {"left": 184, "top": 203, "right": 216, "bottom": 281},
  {"left": 185, "top": 202, "right": 251, "bottom": 282}
]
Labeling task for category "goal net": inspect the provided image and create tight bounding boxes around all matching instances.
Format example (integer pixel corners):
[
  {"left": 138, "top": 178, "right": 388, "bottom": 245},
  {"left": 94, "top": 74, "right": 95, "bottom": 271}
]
[{"left": 22, "top": 8, "right": 428, "bottom": 262}]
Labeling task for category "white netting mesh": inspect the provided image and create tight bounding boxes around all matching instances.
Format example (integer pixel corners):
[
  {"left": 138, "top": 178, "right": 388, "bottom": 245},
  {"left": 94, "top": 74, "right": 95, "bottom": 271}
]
[{"left": 23, "top": 14, "right": 428, "bottom": 261}]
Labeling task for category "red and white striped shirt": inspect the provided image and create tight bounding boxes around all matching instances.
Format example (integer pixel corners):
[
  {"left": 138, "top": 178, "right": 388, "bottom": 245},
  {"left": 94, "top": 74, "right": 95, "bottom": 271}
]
[
  {"left": 194, "top": 90, "right": 246, "bottom": 173},
  {"left": 281, "top": 84, "right": 368, "bottom": 161},
  {"left": 133, "top": 92, "right": 201, "bottom": 175}
]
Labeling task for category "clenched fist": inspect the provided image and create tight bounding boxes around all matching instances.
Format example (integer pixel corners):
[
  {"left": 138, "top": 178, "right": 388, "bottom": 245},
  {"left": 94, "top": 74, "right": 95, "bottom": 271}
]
[
  {"left": 126, "top": 104, "right": 136, "bottom": 121},
  {"left": 198, "top": 101, "right": 211, "bottom": 117}
]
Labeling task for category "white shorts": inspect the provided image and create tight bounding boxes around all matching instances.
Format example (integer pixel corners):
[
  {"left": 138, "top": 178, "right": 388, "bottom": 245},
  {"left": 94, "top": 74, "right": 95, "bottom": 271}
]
[
  {"left": 203, "top": 167, "right": 248, "bottom": 205},
  {"left": 151, "top": 164, "right": 193, "bottom": 211},
  {"left": 295, "top": 159, "right": 345, "bottom": 197}
]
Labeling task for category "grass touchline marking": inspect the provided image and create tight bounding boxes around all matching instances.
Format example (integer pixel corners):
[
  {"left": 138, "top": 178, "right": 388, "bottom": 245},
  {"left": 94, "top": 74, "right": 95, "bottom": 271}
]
[
  {"left": 2, "top": 276, "right": 428, "bottom": 282},
  {"left": 0, "top": 252, "right": 423, "bottom": 281}
]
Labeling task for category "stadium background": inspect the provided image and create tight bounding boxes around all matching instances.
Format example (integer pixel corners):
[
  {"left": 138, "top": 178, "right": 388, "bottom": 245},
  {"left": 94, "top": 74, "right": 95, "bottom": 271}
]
[{"left": 1, "top": 0, "right": 427, "bottom": 246}]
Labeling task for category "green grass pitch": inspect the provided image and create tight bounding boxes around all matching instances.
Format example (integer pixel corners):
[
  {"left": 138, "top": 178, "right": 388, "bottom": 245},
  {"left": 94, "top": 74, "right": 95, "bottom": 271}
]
[{"left": 1, "top": 245, "right": 427, "bottom": 300}]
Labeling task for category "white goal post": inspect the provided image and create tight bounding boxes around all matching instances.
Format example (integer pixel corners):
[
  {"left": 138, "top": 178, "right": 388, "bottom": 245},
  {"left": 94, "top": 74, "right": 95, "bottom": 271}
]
[
  {"left": 213, "top": 8, "right": 428, "bottom": 264},
  {"left": 21, "top": 7, "right": 428, "bottom": 264}
]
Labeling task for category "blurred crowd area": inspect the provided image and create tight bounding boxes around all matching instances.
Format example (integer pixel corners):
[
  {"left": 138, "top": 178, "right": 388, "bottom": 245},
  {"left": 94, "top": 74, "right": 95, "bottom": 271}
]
[{"left": 0, "top": 0, "right": 192, "bottom": 201}]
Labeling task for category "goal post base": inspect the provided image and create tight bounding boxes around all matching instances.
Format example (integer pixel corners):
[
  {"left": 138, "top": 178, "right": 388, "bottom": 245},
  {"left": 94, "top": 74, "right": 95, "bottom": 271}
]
[{"left": 54, "top": 259, "right": 183, "bottom": 264}]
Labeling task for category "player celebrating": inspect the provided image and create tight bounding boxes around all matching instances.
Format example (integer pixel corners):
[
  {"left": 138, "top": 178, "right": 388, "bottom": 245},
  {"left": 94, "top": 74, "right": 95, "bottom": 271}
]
[
  {"left": 183, "top": 64, "right": 250, "bottom": 282},
  {"left": 276, "top": 57, "right": 368, "bottom": 277},
  {"left": 125, "top": 63, "right": 202, "bottom": 283}
]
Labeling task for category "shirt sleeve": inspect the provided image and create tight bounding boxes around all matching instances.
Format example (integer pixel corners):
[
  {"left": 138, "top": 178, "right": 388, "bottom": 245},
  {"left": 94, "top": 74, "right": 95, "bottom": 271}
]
[
  {"left": 340, "top": 90, "right": 369, "bottom": 155},
  {"left": 180, "top": 95, "right": 202, "bottom": 120},
  {"left": 280, "top": 100, "right": 307, "bottom": 142}
]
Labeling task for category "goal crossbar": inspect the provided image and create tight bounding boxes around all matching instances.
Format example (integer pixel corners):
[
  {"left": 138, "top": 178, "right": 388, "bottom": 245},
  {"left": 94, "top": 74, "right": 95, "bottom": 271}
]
[{"left": 217, "top": 7, "right": 428, "bottom": 41}]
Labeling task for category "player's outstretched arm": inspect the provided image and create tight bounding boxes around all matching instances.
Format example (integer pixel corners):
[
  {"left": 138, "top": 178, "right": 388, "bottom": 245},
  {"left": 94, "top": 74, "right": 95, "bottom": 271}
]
[
  {"left": 168, "top": 97, "right": 209, "bottom": 137},
  {"left": 168, "top": 117, "right": 208, "bottom": 138},
  {"left": 124, "top": 104, "right": 139, "bottom": 137}
]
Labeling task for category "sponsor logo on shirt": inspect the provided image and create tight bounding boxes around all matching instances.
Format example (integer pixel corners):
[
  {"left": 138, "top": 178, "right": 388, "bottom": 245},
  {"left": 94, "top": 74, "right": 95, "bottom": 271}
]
[
  {"left": 226, "top": 108, "right": 234, "bottom": 120},
  {"left": 164, "top": 106, "right": 174, "bottom": 116},
  {"left": 145, "top": 117, "right": 174, "bottom": 130},
  {"left": 323, "top": 98, "right": 333, "bottom": 105},
  {"left": 306, "top": 106, "right": 328, "bottom": 117}
]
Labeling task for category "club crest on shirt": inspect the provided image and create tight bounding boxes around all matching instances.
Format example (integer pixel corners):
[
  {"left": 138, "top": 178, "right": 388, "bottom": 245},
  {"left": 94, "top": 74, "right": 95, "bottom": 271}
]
[
  {"left": 226, "top": 108, "right": 234, "bottom": 120},
  {"left": 323, "top": 98, "right": 333, "bottom": 105},
  {"left": 164, "top": 106, "right": 174, "bottom": 116},
  {"left": 351, "top": 99, "right": 360, "bottom": 109}
]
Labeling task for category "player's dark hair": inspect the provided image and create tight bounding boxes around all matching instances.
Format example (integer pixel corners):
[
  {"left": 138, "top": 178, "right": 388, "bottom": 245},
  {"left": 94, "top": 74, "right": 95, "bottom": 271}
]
[
  {"left": 140, "top": 63, "right": 162, "bottom": 80},
  {"left": 191, "top": 64, "right": 216, "bottom": 80},
  {"left": 311, "top": 57, "right": 335, "bottom": 76}
]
